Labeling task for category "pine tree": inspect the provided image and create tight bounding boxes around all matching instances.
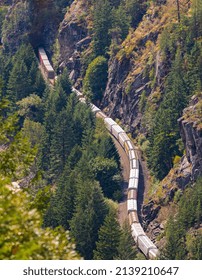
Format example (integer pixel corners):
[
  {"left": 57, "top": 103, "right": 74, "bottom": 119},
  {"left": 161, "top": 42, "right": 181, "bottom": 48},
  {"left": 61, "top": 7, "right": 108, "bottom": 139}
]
[
  {"left": 93, "top": 0, "right": 112, "bottom": 56},
  {"left": 37, "top": 89, "right": 56, "bottom": 175},
  {"left": 93, "top": 209, "right": 121, "bottom": 260},
  {"left": 147, "top": 48, "right": 189, "bottom": 179},
  {"left": 35, "top": 71, "right": 46, "bottom": 97},
  {"left": 49, "top": 109, "right": 74, "bottom": 180},
  {"left": 192, "top": 0, "right": 202, "bottom": 38},
  {"left": 124, "top": 0, "right": 145, "bottom": 28},
  {"left": 70, "top": 180, "right": 107, "bottom": 259},
  {"left": 116, "top": 222, "right": 137, "bottom": 260},
  {"left": 7, "top": 61, "right": 32, "bottom": 105},
  {"left": 111, "top": 3, "right": 130, "bottom": 42},
  {"left": 55, "top": 68, "right": 72, "bottom": 95},
  {"left": 54, "top": 85, "right": 69, "bottom": 112},
  {"left": 93, "top": 118, "right": 120, "bottom": 165},
  {"left": 29, "top": 61, "right": 38, "bottom": 86},
  {"left": 43, "top": 172, "right": 77, "bottom": 230}
]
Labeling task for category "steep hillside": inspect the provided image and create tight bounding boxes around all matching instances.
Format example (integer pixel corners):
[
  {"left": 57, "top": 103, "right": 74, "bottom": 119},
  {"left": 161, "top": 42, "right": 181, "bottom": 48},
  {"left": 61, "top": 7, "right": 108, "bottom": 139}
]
[
  {"left": 55, "top": 0, "right": 202, "bottom": 254},
  {"left": 0, "top": 0, "right": 201, "bottom": 259}
]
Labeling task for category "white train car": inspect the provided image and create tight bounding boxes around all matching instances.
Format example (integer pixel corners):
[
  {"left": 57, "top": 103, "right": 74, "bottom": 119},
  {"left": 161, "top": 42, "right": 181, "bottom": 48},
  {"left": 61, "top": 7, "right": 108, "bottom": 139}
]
[
  {"left": 131, "top": 223, "right": 146, "bottom": 243},
  {"left": 129, "top": 211, "right": 139, "bottom": 225},
  {"left": 128, "top": 189, "right": 137, "bottom": 200},
  {"left": 127, "top": 199, "right": 137, "bottom": 212},
  {"left": 138, "top": 235, "right": 159, "bottom": 259},
  {"left": 104, "top": 118, "right": 117, "bottom": 133},
  {"left": 111, "top": 125, "right": 125, "bottom": 140},
  {"left": 39, "top": 48, "right": 159, "bottom": 259},
  {"left": 38, "top": 48, "right": 55, "bottom": 79}
]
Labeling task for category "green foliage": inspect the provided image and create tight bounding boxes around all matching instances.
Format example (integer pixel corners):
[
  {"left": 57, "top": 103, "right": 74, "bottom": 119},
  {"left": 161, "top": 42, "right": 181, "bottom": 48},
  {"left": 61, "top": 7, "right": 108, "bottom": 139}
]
[
  {"left": 163, "top": 177, "right": 202, "bottom": 260},
  {"left": 90, "top": 156, "right": 121, "bottom": 198},
  {"left": 91, "top": 0, "right": 144, "bottom": 57},
  {"left": 163, "top": 216, "right": 187, "bottom": 259},
  {"left": 83, "top": 56, "right": 108, "bottom": 102},
  {"left": 7, "top": 61, "right": 32, "bottom": 105},
  {"left": 0, "top": 95, "right": 80, "bottom": 260},
  {"left": 55, "top": 68, "right": 72, "bottom": 95},
  {"left": 0, "top": 6, "right": 8, "bottom": 39},
  {"left": 6, "top": 44, "right": 46, "bottom": 110},
  {"left": 186, "top": 231, "right": 202, "bottom": 260},
  {"left": 92, "top": 118, "right": 120, "bottom": 166},
  {"left": 49, "top": 108, "right": 75, "bottom": 180},
  {"left": 124, "top": 0, "right": 145, "bottom": 28},
  {"left": 43, "top": 171, "right": 77, "bottom": 230},
  {"left": 2, "top": 1, "right": 31, "bottom": 53},
  {"left": 40, "top": 92, "right": 95, "bottom": 181},
  {"left": 0, "top": 186, "right": 81, "bottom": 260},
  {"left": 31, "top": 185, "right": 52, "bottom": 216},
  {"left": 17, "top": 94, "right": 44, "bottom": 122},
  {"left": 116, "top": 222, "right": 137, "bottom": 259},
  {"left": 92, "top": 0, "right": 113, "bottom": 56},
  {"left": 70, "top": 180, "right": 108, "bottom": 259},
  {"left": 0, "top": 99, "right": 36, "bottom": 181},
  {"left": 93, "top": 209, "right": 121, "bottom": 260},
  {"left": 110, "top": 4, "right": 130, "bottom": 42},
  {"left": 21, "top": 119, "right": 45, "bottom": 147},
  {"left": 191, "top": 0, "right": 202, "bottom": 39},
  {"left": 147, "top": 25, "right": 202, "bottom": 179}
]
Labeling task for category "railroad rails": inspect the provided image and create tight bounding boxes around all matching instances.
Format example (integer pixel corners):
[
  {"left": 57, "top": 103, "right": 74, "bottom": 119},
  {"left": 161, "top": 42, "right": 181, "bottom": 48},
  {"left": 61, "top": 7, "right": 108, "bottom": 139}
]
[{"left": 38, "top": 47, "right": 159, "bottom": 259}]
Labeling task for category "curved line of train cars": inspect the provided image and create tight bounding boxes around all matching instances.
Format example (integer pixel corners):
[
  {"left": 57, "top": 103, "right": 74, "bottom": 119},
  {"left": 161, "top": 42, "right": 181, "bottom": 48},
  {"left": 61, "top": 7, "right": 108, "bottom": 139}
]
[{"left": 38, "top": 48, "right": 159, "bottom": 259}]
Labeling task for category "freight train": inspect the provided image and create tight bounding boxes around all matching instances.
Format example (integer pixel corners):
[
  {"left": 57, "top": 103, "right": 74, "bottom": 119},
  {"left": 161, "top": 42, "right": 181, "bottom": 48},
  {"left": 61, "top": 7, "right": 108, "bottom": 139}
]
[{"left": 38, "top": 47, "right": 159, "bottom": 259}]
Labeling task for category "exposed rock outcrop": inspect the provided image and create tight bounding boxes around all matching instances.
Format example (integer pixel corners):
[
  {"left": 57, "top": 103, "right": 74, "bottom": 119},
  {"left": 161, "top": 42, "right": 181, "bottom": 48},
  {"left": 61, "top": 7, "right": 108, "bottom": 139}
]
[
  {"left": 101, "top": 56, "right": 150, "bottom": 134},
  {"left": 2, "top": 0, "right": 31, "bottom": 53},
  {"left": 57, "top": 0, "right": 91, "bottom": 84},
  {"left": 101, "top": 3, "right": 169, "bottom": 136},
  {"left": 178, "top": 95, "right": 202, "bottom": 181},
  {"left": 142, "top": 201, "right": 161, "bottom": 229},
  {"left": 141, "top": 96, "right": 202, "bottom": 243}
]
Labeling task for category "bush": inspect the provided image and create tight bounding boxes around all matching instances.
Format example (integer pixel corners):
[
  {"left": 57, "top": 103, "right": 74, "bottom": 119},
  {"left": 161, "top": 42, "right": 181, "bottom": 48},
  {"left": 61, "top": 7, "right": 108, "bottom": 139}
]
[{"left": 83, "top": 56, "right": 108, "bottom": 103}]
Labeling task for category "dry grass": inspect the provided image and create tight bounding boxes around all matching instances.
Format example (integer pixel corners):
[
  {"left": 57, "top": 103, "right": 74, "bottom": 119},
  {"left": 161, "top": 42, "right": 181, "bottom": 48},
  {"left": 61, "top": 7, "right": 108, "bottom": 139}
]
[
  {"left": 183, "top": 96, "right": 202, "bottom": 129},
  {"left": 116, "top": 0, "right": 191, "bottom": 87}
]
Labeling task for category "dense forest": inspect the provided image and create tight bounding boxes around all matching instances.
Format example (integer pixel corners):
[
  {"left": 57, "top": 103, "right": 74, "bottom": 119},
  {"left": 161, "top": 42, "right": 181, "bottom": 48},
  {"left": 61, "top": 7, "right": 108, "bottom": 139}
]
[
  {"left": 0, "top": 42, "right": 138, "bottom": 259},
  {"left": 0, "top": 0, "right": 202, "bottom": 260}
]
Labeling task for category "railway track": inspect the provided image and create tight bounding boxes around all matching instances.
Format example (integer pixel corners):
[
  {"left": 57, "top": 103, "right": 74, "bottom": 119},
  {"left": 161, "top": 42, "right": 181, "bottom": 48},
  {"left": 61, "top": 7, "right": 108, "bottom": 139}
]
[{"left": 38, "top": 47, "right": 159, "bottom": 259}]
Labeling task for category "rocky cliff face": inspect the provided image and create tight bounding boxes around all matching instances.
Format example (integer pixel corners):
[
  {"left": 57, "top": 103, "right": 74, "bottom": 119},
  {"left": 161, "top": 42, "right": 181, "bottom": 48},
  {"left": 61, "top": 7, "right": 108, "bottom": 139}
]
[
  {"left": 2, "top": 0, "right": 69, "bottom": 54},
  {"left": 141, "top": 96, "right": 202, "bottom": 246},
  {"left": 1, "top": 0, "right": 31, "bottom": 53},
  {"left": 178, "top": 95, "right": 202, "bottom": 181},
  {"left": 101, "top": 3, "right": 169, "bottom": 136},
  {"left": 57, "top": 0, "right": 91, "bottom": 84},
  {"left": 101, "top": 55, "right": 149, "bottom": 134}
]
